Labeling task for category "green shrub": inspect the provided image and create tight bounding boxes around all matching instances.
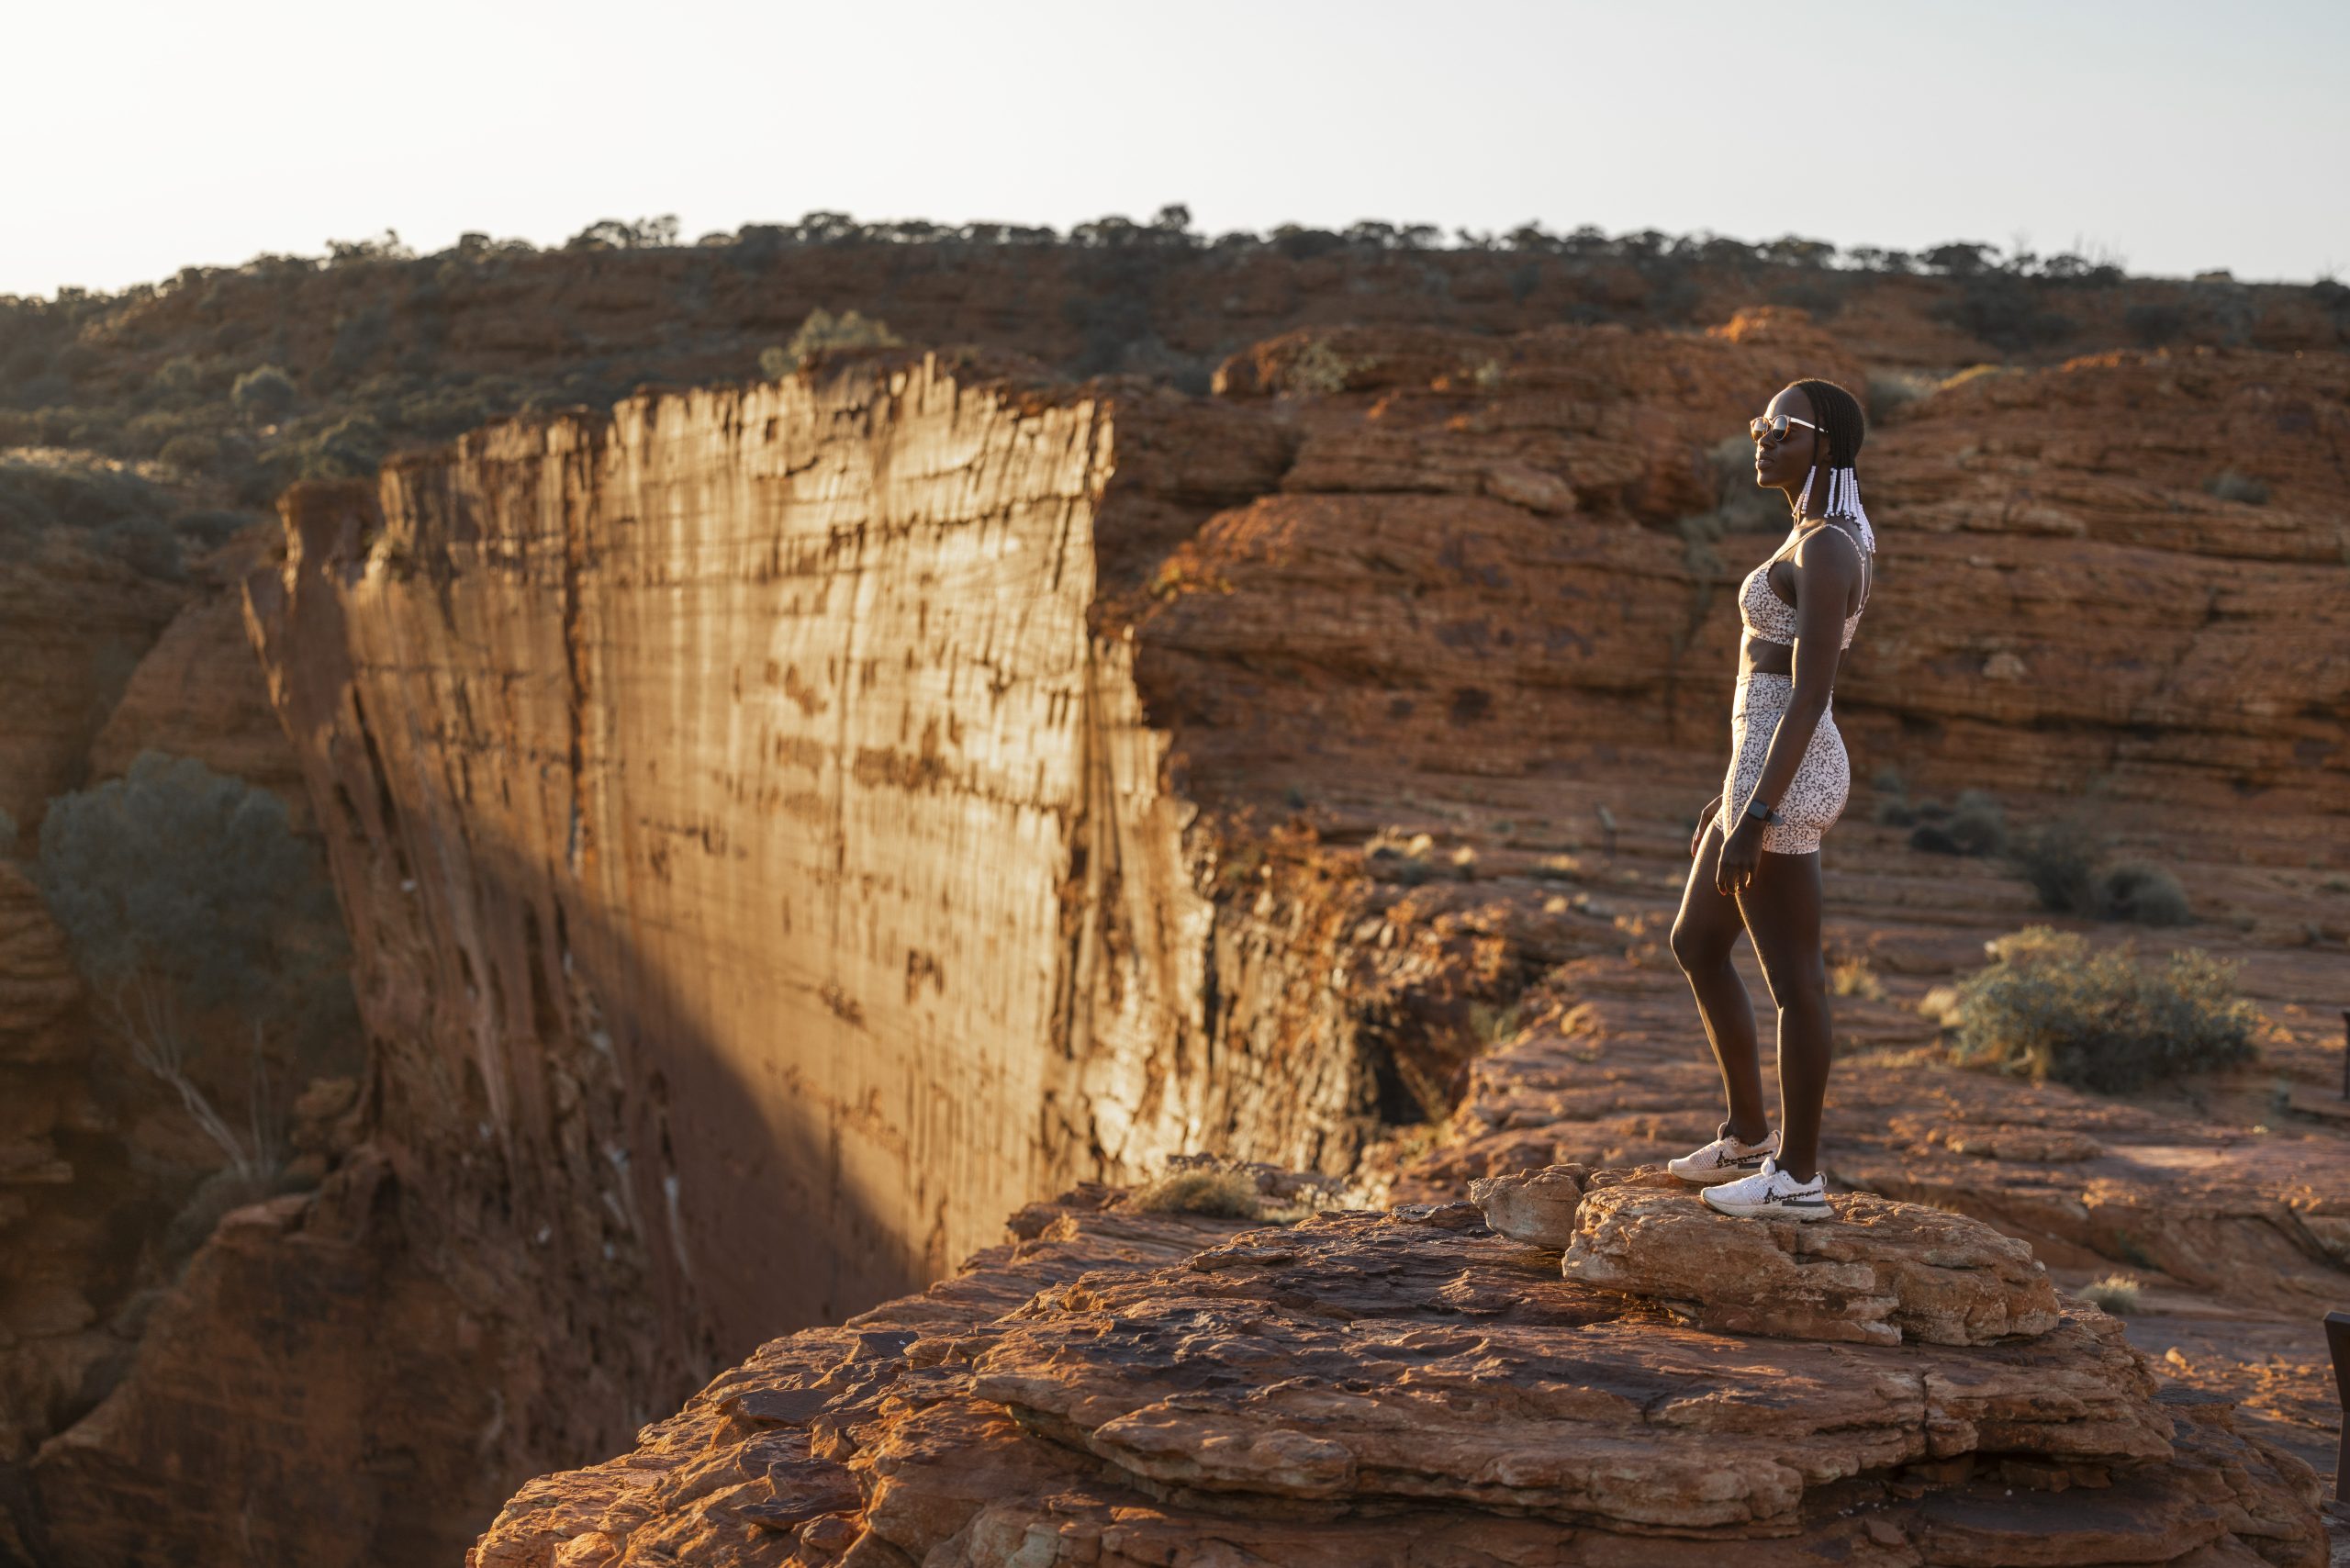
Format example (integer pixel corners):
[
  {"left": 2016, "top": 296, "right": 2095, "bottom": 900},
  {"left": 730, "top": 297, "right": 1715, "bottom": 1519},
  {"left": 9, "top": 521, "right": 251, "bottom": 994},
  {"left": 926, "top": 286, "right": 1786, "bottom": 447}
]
[
  {"left": 1865, "top": 370, "right": 1937, "bottom": 419},
  {"left": 231, "top": 364, "right": 297, "bottom": 423},
  {"left": 2078, "top": 1273, "right": 2142, "bottom": 1313},
  {"left": 153, "top": 354, "right": 206, "bottom": 402},
  {"left": 157, "top": 432, "right": 221, "bottom": 471},
  {"left": 1891, "top": 786, "right": 2003, "bottom": 856},
  {"left": 1909, "top": 822, "right": 1961, "bottom": 854},
  {"left": 763, "top": 308, "right": 904, "bottom": 377},
  {"left": 1942, "top": 277, "right": 2077, "bottom": 353},
  {"left": 1941, "top": 925, "right": 2258, "bottom": 1092},
  {"left": 2008, "top": 821, "right": 2191, "bottom": 925},
  {"left": 297, "top": 415, "right": 388, "bottom": 480},
  {"left": 2098, "top": 861, "right": 2191, "bottom": 926},
  {"left": 2010, "top": 821, "right": 2103, "bottom": 913},
  {"left": 33, "top": 753, "right": 359, "bottom": 1178},
  {"left": 2202, "top": 470, "right": 2268, "bottom": 506},
  {"left": 1284, "top": 338, "right": 1359, "bottom": 397},
  {"left": 1947, "top": 789, "right": 2009, "bottom": 856}
]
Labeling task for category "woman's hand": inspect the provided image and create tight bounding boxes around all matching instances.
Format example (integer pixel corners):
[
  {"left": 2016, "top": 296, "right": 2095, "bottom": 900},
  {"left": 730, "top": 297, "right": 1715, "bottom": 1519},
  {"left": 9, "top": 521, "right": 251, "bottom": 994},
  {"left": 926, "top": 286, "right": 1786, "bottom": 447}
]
[
  {"left": 1689, "top": 796, "right": 1721, "bottom": 858},
  {"left": 1714, "top": 814, "right": 1765, "bottom": 896}
]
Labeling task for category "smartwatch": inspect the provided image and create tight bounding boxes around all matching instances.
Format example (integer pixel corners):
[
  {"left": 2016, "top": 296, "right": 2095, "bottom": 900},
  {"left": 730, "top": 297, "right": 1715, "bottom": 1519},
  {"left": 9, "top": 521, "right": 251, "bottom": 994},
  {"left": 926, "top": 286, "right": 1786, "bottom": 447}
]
[{"left": 1743, "top": 797, "right": 1782, "bottom": 826}]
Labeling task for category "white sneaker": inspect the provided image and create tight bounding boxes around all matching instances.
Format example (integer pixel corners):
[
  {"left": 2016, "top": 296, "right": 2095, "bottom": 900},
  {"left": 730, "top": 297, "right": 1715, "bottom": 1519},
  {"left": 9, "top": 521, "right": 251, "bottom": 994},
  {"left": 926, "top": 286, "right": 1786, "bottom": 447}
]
[
  {"left": 1700, "top": 1155, "right": 1831, "bottom": 1221},
  {"left": 1666, "top": 1126, "right": 1781, "bottom": 1186}
]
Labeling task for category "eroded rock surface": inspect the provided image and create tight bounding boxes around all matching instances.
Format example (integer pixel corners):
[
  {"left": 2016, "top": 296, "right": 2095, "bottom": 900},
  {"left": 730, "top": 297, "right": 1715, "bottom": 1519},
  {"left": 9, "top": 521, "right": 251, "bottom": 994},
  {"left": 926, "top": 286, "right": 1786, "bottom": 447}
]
[
  {"left": 468, "top": 1182, "right": 2323, "bottom": 1567},
  {"left": 1550, "top": 1167, "right": 2064, "bottom": 1346},
  {"left": 35, "top": 303, "right": 2348, "bottom": 1564}
]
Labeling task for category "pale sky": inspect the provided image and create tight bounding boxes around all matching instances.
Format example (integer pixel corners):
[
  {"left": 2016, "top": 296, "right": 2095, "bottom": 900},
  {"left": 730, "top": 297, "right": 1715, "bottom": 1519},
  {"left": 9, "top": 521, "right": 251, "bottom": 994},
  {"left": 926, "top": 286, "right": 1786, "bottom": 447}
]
[{"left": 6, "top": 0, "right": 2344, "bottom": 299}]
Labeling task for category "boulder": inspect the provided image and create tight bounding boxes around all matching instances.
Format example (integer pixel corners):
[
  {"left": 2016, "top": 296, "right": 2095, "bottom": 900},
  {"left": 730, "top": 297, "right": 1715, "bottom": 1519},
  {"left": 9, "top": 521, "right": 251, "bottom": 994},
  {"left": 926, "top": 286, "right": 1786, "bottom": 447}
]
[
  {"left": 1559, "top": 1168, "right": 2065, "bottom": 1347},
  {"left": 1466, "top": 1161, "right": 1593, "bottom": 1246}
]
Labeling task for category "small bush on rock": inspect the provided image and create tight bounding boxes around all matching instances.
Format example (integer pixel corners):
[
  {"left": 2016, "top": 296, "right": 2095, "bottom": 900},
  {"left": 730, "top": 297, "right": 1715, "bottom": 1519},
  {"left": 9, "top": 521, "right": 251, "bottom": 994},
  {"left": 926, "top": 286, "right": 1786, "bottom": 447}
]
[
  {"left": 2078, "top": 1273, "right": 2142, "bottom": 1314},
  {"left": 2202, "top": 470, "right": 2268, "bottom": 506},
  {"left": 761, "top": 309, "right": 903, "bottom": 378},
  {"left": 2098, "top": 861, "right": 2191, "bottom": 926},
  {"left": 2009, "top": 820, "right": 2103, "bottom": 913},
  {"left": 1882, "top": 783, "right": 2005, "bottom": 857},
  {"left": 2009, "top": 821, "right": 2192, "bottom": 925},
  {"left": 1830, "top": 957, "right": 1884, "bottom": 1000},
  {"left": 1865, "top": 370, "right": 1937, "bottom": 419},
  {"left": 1129, "top": 1166, "right": 1262, "bottom": 1219},
  {"left": 1942, "top": 925, "right": 2259, "bottom": 1092}
]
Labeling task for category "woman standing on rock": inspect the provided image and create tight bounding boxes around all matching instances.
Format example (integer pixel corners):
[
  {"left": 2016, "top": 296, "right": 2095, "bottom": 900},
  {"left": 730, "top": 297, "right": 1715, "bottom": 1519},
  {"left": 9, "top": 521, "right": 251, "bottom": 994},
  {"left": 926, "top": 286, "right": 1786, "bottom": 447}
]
[{"left": 1664, "top": 379, "right": 1874, "bottom": 1221}]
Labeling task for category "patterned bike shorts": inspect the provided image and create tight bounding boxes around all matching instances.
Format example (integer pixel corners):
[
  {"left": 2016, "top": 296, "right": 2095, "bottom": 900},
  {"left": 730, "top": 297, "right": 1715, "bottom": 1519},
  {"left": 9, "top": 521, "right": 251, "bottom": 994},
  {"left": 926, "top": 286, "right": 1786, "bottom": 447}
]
[{"left": 1712, "top": 672, "right": 1849, "bottom": 857}]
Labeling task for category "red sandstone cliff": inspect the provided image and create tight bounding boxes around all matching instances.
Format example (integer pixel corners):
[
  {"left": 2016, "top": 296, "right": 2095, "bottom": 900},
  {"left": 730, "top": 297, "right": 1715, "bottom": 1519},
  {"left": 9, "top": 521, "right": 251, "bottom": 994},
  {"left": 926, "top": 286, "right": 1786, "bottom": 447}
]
[{"left": 10, "top": 306, "right": 2347, "bottom": 1563}]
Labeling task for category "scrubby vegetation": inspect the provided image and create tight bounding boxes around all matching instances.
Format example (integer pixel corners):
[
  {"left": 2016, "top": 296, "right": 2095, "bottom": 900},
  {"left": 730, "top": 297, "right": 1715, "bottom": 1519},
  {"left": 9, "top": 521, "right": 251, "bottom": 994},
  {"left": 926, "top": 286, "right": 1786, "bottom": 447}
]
[
  {"left": 1863, "top": 370, "right": 1939, "bottom": 419},
  {"left": 1129, "top": 1165, "right": 1262, "bottom": 1218},
  {"left": 758, "top": 308, "right": 902, "bottom": 378},
  {"left": 1830, "top": 956, "right": 1885, "bottom": 1001},
  {"left": 2202, "top": 469, "right": 2270, "bottom": 506},
  {"left": 1127, "top": 1155, "right": 1325, "bottom": 1224},
  {"left": 2009, "top": 820, "right": 2193, "bottom": 926},
  {"left": 32, "top": 752, "right": 360, "bottom": 1180},
  {"left": 2078, "top": 1273, "right": 2143, "bottom": 1313},
  {"left": 4, "top": 208, "right": 2336, "bottom": 587},
  {"left": 1872, "top": 778, "right": 2009, "bottom": 857},
  {"left": 1938, "top": 925, "right": 2259, "bottom": 1092},
  {"left": 0, "top": 450, "right": 245, "bottom": 579}
]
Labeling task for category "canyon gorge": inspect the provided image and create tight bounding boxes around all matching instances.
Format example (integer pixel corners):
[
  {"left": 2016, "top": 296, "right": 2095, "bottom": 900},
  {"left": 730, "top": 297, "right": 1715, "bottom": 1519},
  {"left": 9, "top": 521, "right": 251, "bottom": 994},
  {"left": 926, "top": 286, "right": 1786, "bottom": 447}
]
[{"left": 1, "top": 242, "right": 2345, "bottom": 1565}]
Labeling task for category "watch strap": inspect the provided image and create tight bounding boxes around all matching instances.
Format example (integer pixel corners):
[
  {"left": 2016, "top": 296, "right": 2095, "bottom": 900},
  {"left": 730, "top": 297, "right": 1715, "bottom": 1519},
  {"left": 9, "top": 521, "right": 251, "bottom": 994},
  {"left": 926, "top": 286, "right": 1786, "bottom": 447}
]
[{"left": 1743, "top": 797, "right": 1781, "bottom": 825}]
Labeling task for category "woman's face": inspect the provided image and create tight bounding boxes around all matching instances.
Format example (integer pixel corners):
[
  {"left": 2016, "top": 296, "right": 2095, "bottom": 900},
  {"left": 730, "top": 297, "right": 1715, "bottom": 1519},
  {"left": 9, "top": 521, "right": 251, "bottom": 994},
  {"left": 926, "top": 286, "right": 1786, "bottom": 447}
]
[{"left": 1751, "top": 385, "right": 1821, "bottom": 489}]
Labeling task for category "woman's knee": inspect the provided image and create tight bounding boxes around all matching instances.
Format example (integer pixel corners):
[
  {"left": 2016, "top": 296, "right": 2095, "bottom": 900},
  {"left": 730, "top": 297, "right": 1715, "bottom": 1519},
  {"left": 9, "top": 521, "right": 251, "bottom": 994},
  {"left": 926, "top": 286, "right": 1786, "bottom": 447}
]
[
  {"left": 1670, "top": 915, "right": 1731, "bottom": 973},
  {"left": 1762, "top": 958, "right": 1830, "bottom": 1018}
]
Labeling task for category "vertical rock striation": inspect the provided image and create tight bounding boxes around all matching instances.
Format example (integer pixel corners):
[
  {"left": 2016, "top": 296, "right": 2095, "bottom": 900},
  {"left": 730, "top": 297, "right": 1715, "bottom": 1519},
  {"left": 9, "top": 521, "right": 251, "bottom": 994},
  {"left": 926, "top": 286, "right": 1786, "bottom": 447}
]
[{"left": 231, "top": 355, "right": 1343, "bottom": 1509}]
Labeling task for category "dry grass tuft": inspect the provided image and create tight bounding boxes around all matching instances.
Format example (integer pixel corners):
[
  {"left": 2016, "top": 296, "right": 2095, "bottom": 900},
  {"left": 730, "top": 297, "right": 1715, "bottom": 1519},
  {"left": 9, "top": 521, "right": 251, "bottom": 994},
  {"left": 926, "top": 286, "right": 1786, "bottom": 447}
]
[
  {"left": 1128, "top": 1167, "right": 1264, "bottom": 1219},
  {"left": 2078, "top": 1273, "right": 2142, "bottom": 1314},
  {"left": 1830, "top": 957, "right": 1885, "bottom": 1001}
]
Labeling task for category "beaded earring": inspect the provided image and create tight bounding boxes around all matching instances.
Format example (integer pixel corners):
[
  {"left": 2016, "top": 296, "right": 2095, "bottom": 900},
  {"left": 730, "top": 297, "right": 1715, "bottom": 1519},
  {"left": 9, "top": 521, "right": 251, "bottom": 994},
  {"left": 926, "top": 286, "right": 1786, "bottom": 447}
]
[{"left": 1826, "top": 466, "right": 1876, "bottom": 554}]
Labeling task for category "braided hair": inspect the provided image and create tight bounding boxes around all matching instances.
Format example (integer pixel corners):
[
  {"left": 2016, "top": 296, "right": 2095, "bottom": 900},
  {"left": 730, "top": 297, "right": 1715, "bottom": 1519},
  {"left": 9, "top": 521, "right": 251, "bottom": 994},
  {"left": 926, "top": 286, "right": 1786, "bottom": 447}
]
[{"left": 1789, "top": 377, "right": 1874, "bottom": 551}]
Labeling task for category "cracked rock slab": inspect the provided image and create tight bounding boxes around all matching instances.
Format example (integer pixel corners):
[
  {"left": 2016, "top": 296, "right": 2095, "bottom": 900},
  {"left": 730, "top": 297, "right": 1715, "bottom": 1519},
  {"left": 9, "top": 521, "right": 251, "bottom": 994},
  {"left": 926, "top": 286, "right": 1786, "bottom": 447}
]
[{"left": 968, "top": 1205, "right": 2164, "bottom": 1533}]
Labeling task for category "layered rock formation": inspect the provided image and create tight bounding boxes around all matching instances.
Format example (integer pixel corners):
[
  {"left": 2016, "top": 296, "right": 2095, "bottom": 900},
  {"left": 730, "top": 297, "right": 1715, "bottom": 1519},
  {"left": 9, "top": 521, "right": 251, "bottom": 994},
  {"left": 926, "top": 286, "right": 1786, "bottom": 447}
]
[
  {"left": 469, "top": 1170, "right": 2324, "bottom": 1566},
  {"left": 1478, "top": 1163, "right": 2063, "bottom": 1345},
  {"left": 19, "top": 299, "right": 2348, "bottom": 1564},
  {"left": 0, "top": 537, "right": 183, "bottom": 835},
  {"left": 0, "top": 491, "right": 324, "bottom": 1562}
]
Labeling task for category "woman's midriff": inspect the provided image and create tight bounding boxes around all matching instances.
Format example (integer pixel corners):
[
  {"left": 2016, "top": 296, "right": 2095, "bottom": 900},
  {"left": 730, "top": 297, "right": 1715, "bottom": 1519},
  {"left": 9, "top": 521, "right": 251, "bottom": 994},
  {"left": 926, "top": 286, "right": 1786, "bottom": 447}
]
[{"left": 1740, "top": 634, "right": 1848, "bottom": 679}]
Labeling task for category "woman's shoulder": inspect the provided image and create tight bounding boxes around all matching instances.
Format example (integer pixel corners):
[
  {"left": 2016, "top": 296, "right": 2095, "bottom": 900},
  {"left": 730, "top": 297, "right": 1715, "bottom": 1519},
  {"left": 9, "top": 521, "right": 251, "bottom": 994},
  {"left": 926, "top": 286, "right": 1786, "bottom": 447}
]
[{"left": 1791, "top": 521, "right": 1868, "bottom": 571}]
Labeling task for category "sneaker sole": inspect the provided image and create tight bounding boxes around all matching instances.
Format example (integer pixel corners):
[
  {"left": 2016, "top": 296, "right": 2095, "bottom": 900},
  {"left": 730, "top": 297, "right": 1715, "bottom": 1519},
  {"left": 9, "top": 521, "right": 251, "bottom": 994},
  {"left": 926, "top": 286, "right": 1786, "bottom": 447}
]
[
  {"left": 1699, "top": 1187, "right": 1832, "bottom": 1221},
  {"left": 1667, "top": 1161, "right": 1764, "bottom": 1187}
]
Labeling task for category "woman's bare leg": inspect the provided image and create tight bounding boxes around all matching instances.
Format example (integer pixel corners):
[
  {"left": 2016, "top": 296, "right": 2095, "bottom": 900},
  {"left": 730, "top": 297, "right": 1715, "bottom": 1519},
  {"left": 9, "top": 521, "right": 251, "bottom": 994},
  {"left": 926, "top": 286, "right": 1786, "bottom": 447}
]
[
  {"left": 1670, "top": 820, "right": 1770, "bottom": 1145},
  {"left": 1735, "top": 848, "right": 1832, "bottom": 1182}
]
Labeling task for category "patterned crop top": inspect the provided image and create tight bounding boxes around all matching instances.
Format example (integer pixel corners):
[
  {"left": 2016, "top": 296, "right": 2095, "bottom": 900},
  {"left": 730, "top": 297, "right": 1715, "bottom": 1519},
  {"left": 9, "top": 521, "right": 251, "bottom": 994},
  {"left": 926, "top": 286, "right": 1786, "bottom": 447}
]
[{"left": 1738, "top": 521, "right": 1871, "bottom": 650}]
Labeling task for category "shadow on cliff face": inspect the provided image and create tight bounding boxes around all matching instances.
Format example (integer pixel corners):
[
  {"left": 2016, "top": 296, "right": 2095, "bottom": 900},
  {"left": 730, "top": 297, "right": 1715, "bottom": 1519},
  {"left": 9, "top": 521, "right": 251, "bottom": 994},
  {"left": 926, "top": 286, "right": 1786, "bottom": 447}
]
[
  {"left": 21, "top": 487, "right": 906, "bottom": 1568},
  {"left": 25, "top": 812, "right": 904, "bottom": 1568}
]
